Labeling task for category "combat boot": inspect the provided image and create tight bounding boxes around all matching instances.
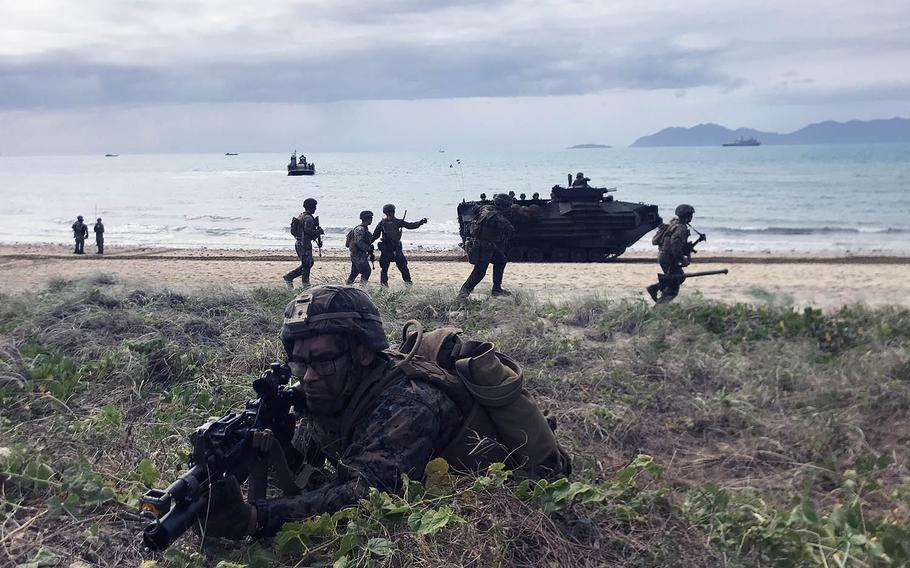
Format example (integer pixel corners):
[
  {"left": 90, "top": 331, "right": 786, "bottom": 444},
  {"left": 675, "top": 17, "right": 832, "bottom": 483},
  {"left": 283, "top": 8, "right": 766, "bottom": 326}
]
[
  {"left": 646, "top": 284, "right": 659, "bottom": 302},
  {"left": 283, "top": 276, "right": 294, "bottom": 290},
  {"left": 491, "top": 288, "right": 512, "bottom": 297}
]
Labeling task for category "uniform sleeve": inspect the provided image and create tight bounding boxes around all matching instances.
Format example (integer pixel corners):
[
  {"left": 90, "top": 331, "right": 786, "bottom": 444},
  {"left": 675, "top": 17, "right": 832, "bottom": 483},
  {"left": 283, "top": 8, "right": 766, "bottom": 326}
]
[
  {"left": 669, "top": 225, "right": 690, "bottom": 259},
  {"left": 400, "top": 219, "right": 422, "bottom": 230},
  {"left": 301, "top": 214, "right": 320, "bottom": 239},
  {"left": 371, "top": 224, "right": 382, "bottom": 243},
  {"left": 258, "top": 383, "right": 457, "bottom": 536}
]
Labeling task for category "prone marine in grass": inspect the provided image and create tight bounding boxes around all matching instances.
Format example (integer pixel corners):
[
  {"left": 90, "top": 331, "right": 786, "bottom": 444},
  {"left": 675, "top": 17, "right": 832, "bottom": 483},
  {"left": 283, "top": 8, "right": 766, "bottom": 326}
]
[{"left": 140, "top": 285, "right": 569, "bottom": 550}]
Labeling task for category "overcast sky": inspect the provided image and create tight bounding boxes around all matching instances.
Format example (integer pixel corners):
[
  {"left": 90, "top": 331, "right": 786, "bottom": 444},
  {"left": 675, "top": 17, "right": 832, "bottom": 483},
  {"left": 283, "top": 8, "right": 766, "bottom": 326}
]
[{"left": 1, "top": 0, "right": 908, "bottom": 154}]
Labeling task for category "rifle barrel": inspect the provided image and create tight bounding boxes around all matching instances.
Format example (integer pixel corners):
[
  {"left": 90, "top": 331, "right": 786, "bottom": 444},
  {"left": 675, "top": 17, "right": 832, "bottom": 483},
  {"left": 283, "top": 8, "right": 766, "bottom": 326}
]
[{"left": 684, "top": 269, "right": 728, "bottom": 278}]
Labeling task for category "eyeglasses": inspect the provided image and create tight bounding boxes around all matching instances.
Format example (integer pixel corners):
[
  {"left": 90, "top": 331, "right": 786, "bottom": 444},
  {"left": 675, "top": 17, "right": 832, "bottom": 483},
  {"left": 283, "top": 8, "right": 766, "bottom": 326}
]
[{"left": 287, "top": 350, "right": 348, "bottom": 377}]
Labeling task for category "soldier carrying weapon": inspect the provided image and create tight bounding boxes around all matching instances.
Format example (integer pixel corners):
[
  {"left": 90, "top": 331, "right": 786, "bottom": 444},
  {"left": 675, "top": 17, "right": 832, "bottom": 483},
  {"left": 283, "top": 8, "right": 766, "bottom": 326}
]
[{"left": 647, "top": 204, "right": 726, "bottom": 303}]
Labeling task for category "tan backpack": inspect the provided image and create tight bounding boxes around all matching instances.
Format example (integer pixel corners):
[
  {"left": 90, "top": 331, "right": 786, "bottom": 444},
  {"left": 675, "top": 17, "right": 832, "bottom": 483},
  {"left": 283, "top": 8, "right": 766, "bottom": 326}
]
[
  {"left": 651, "top": 222, "right": 670, "bottom": 246},
  {"left": 396, "top": 322, "right": 571, "bottom": 478}
]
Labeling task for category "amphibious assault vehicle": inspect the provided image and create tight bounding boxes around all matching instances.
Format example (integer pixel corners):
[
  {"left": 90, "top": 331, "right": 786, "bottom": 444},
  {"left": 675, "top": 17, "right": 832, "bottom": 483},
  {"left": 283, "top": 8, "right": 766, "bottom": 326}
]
[{"left": 456, "top": 175, "right": 661, "bottom": 262}]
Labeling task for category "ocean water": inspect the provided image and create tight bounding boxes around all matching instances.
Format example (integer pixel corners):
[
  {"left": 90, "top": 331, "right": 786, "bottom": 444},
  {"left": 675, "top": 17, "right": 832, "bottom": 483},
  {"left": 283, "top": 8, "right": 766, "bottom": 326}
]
[{"left": 1, "top": 145, "right": 909, "bottom": 253}]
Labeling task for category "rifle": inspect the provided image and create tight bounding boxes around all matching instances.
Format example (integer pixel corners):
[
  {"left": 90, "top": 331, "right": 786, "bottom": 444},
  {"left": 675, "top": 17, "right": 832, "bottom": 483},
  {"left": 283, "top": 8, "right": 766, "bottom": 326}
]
[
  {"left": 139, "top": 363, "right": 302, "bottom": 551},
  {"left": 687, "top": 226, "right": 707, "bottom": 255},
  {"left": 314, "top": 216, "right": 323, "bottom": 257},
  {"left": 657, "top": 268, "right": 728, "bottom": 286}
]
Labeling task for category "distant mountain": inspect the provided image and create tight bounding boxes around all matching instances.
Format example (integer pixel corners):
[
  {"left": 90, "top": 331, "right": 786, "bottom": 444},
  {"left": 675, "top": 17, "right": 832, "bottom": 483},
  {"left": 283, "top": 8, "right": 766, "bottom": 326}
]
[
  {"left": 630, "top": 117, "right": 910, "bottom": 147},
  {"left": 568, "top": 143, "right": 611, "bottom": 149}
]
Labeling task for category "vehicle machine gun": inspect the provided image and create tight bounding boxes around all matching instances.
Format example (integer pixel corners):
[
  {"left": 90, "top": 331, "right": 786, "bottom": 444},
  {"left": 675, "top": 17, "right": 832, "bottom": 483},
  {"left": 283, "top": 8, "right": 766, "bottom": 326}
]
[{"left": 139, "top": 363, "right": 302, "bottom": 551}]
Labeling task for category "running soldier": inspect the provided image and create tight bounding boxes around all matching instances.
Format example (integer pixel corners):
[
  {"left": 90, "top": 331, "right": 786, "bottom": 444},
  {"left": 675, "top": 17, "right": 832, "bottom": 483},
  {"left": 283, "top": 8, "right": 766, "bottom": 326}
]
[
  {"left": 93, "top": 218, "right": 105, "bottom": 254},
  {"left": 71, "top": 216, "right": 88, "bottom": 254},
  {"left": 283, "top": 198, "right": 324, "bottom": 289},
  {"left": 371, "top": 203, "right": 427, "bottom": 286},
  {"left": 457, "top": 193, "right": 515, "bottom": 299},
  {"left": 647, "top": 204, "right": 695, "bottom": 303},
  {"left": 346, "top": 211, "right": 374, "bottom": 285}
]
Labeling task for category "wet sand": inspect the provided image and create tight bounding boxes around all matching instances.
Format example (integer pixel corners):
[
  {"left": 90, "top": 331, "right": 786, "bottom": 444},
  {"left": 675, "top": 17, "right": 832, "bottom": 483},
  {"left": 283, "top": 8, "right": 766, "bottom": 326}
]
[{"left": 1, "top": 244, "right": 907, "bottom": 309}]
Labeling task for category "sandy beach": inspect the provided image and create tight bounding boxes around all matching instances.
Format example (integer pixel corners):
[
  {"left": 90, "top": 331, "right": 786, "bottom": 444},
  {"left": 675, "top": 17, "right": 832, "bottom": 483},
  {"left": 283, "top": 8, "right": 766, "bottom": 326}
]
[{"left": 1, "top": 243, "right": 906, "bottom": 309}]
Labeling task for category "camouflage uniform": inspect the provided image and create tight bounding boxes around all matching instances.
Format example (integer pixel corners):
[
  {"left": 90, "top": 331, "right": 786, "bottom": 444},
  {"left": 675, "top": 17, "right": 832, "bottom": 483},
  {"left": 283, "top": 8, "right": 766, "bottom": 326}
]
[
  {"left": 284, "top": 211, "right": 320, "bottom": 285},
  {"left": 257, "top": 363, "right": 462, "bottom": 535},
  {"left": 198, "top": 285, "right": 569, "bottom": 541},
  {"left": 459, "top": 198, "right": 515, "bottom": 297},
  {"left": 71, "top": 217, "right": 88, "bottom": 254},
  {"left": 346, "top": 224, "right": 372, "bottom": 284},
  {"left": 371, "top": 216, "right": 424, "bottom": 285},
  {"left": 93, "top": 220, "right": 104, "bottom": 254},
  {"left": 571, "top": 172, "right": 591, "bottom": 188},
  {"left": 654, "top": 218, "right": 690, "bottom": 302}
]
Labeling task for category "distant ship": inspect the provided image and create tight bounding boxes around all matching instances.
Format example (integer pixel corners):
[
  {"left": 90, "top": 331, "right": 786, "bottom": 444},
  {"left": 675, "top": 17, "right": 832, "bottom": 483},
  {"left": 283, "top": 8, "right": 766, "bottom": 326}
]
[
  {"left": 722, "top": 137, "right": 761, "bottom": 147},
  {"left": 287, "top": 151, "right": 315, "bottom": 176},
  {"left": 105, "top": 153, "right": 119, "bottom": 157},
  {"left": 225, "top": 152, "right": 238, "bottom": 156}
]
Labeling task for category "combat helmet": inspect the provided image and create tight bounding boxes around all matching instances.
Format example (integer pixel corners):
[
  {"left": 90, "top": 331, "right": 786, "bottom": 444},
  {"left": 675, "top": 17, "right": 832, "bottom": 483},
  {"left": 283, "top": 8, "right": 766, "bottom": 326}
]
[
  {"left": 382, "top": 203, "right": 396, "bottom": 214},
  {"left": 303, "top": 198, "right": 318, "bottom": 211},
  {"left": 576, "top": 172, "right": 585, "bottom": 179},
  {"left": 77, "top": 215, "right": 83, "bottom": 221},
  {"left": 674, "top": 204, "right": 695, "bottom": 218},
  {"left": 279, "top": 286, "right": 389, "bottom": 355},
  {"left": 492, "top": 193, "right": 513, "bottom": 210}
]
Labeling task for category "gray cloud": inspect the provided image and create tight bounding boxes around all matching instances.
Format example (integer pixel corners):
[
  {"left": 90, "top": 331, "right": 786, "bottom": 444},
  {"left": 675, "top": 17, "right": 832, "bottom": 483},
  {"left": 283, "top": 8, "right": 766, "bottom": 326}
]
[{"left": 0, "top": 37, "right": 738, "bottom": 109}]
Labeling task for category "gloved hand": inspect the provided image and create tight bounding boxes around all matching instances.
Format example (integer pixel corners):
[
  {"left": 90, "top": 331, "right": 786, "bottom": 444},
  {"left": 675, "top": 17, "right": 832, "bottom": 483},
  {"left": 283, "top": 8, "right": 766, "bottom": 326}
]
[
  {"left": 419, "top": 218, "right": 428, "bottom": 225},
  {"left": 199, "top": 476, "right": 257, "bottom": 540}
]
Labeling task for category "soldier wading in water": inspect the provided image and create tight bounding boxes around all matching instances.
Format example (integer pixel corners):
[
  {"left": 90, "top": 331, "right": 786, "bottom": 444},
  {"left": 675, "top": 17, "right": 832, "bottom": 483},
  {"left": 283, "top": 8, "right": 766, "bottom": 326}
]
[
  {"left": 193, "top": 286, "right": 570, "bottom": 540},
  {"left": 457, "top": 193, "right": 515, "bottom": 300},
  {"left": 284, "top": 198, "right": 324, "bottom": 289},
  {"left": 371, "top": 203, "right": 427, "bottom": 286},
  {"left": 647, "top": 204, "right": 696, "bottom": 304}
]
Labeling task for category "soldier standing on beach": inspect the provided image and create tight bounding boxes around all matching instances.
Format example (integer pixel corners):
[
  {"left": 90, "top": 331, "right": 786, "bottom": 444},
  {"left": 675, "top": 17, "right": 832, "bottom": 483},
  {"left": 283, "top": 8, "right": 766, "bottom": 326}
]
[
  {"left": 71, "top": 216, "right": 88, "bottom": 254},
  {"left": 371, "top": 203, "right": 427, "bottom": 287},
  {"left": 283, "top": 198, "right": 324, "bottom": 289},
  {"left": 346, "top": 211, "right": 374, "bottom": 285},
  {"left": 457, "top": 193, "right": 515, "bottom": 299},
  {"left": 93, "top": 218, "right": 105, "bottom": 255},
  {"left": 647, "top": 204, "right": 695, "bottom": 304}
]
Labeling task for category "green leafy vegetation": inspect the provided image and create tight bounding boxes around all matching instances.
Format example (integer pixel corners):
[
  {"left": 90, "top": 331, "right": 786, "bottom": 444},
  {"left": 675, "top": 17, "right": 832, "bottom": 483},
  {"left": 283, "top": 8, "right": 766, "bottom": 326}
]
[{"left": 0, "top": 278, "right": 908, "bottom": 566}]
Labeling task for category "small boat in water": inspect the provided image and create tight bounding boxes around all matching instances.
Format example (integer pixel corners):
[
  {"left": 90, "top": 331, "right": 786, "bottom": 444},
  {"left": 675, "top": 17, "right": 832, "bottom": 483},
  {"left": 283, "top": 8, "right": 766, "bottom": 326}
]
[
  {"left": 722, "top": 136, "right": 761, "bottom": 147},
  {"left": 225, "top": 152, "right": 238, "bottom": 156},
  {"left": 287, "top": 151, "right": 315, "bottom": 176},
  {"left": 105, "top": 153, "right": 119, "bottom": 157}
]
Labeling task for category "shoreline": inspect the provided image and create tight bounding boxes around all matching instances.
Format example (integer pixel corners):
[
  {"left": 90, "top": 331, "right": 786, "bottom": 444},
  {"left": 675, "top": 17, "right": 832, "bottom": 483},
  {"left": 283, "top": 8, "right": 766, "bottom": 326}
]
[
  {"left": 3, "top": 243, "right": 910, "bottom": 264},
  {"left": 1, "top": 243, "right": 908, "bottom": 309}
]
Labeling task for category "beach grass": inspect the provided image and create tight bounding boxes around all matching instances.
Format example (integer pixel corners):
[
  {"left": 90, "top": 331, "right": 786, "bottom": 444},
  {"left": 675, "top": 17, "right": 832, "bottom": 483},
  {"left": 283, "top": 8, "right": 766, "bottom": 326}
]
[{"left": 1, "top": 276, "right": 909, "bottom": 567}]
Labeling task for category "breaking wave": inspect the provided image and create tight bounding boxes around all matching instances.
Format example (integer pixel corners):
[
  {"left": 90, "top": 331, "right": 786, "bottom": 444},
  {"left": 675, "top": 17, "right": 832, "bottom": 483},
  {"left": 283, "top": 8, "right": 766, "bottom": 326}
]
[{"left": 710, "top": 226, "right": 909, "bottom": 236}]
